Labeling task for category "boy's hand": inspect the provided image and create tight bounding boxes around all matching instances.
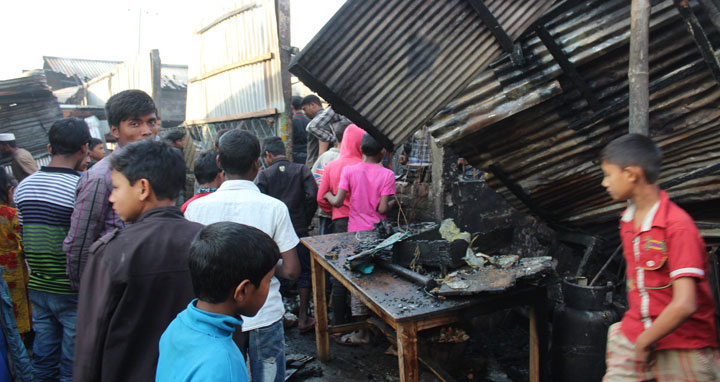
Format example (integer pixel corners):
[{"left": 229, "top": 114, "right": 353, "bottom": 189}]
[
  {"left": 634, "top": 334, "right": 656, "bottom": 367},
  {"left": 323, "top": 191, "right": 334, "bottom": 200}
]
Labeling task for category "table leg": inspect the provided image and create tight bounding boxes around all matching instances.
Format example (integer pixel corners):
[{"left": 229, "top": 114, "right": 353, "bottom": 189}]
[
  {"left": 396, "top": 321, "right": 419, "bottom": 382},
  {"left": 311, "top": 254, "right": 330, "bottom": 361},
  {"left": 529, "top": 286, "right": 548, "bottom": 382}
]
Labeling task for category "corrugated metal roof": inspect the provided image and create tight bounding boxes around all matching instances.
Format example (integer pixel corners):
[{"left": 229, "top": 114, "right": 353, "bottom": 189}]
[
  {"left": 185, "top": 0, "right": 286, "bottom": 123},
  {"left": 427, "top": 0, "right": 720, "bottom": 226},
  {"left": 0, "top": 71, "right": 63, "bottom": 163},
  {"left": 43, "top": 56, "right": 188, "bottom": 90},
  {"left": 43, "top": 56, "right": 121, "bottom": 82},
  {"left": 289, "top": 0, "right": 557, "bottom": 150}
]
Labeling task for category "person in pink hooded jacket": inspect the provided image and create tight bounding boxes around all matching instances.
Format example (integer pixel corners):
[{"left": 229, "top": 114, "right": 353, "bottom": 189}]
[
  {"left": 315, "top": 124, "right": 364, "bottom": 328},
  {"left": 316, "top": 124, "right": 365, "bottom": 234}
]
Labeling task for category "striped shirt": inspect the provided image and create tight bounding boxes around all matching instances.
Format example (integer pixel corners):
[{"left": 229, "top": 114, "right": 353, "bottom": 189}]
[{"left": 15, "top": 166, "right": 80, "bottom": 294}]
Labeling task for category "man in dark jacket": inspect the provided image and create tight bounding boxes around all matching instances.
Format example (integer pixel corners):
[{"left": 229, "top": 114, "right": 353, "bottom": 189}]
[
  {"left": 73, "top": 140, "right": 202, "bottom": 382},
  {"left": 291, "top": 96, "right": 308, "bottom": 164},
  {"left": 256, "top": 136, "right": 317, "bottom": 332}
]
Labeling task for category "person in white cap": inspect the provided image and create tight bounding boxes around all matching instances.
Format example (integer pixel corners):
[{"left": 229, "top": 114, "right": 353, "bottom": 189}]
[{"left": 0, "top": 133, "right": 38, "bottom": 182}]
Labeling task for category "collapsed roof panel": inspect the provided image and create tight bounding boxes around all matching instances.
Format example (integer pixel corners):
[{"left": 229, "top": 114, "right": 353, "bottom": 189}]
[
  {"left": 290, "top": 0, "right": 557, "bottom": 150},
  {"left": 0, "top": 72, "right": 62, "bottom": 162},
  {"left": 428, "top": 0, "right": 720, "bottom": 226}
]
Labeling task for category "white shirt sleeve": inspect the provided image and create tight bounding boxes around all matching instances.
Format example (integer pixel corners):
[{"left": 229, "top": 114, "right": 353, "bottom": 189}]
[{"left": 273, "top": 203, "right": 300, "bottom": 252}]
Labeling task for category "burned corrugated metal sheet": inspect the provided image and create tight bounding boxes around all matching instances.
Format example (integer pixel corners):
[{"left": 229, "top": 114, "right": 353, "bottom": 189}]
[
  {"left": 161, "top": 64, "right": 188, "bottom": 90},
  {"left": 44, "top": 56, "right": 187, "bottom": 91},
  {"left": 0, "top": 72, "right": 62, "bottom": 163},
  {"left": 43, "top": 56, "right": 121, "bottom": 82},
  {"left": 185, "top": 0, "right": 286, "bottom": 124},
  {"left": 289, "top": 0, "right": 557, "bottom": 150},
  {"left": 428, "top": 0, "right": 720, "bottom": 226}
]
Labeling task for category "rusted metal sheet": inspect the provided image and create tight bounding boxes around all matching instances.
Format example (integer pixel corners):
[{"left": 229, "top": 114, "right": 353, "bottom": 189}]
[
  {"left": 185, "top": 0, "right": 287, "bottom": 123},
  {"left": 290, "top": 0, "right": 557, "bottom": 150},
  {"left": 0, "top": 72, "right": 62, "bottom": 165},
  {"left": 427, "top": 0, "right": 720, "bottom": 226}
]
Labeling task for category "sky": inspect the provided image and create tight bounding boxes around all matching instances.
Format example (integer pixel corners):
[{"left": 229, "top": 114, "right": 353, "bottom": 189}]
[{"left": 0, "top": 0, "right": 345, "bottom": 80}]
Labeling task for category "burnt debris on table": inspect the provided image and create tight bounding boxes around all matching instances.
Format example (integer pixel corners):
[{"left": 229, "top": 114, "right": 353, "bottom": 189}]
[{"left": 342, "top": 220, "right": 556, "bottom": 298}]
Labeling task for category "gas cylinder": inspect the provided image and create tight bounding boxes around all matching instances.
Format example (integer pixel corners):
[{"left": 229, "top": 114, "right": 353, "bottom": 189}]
[{"left": 552, "top": 278, "right": 620, "bottom": 382}]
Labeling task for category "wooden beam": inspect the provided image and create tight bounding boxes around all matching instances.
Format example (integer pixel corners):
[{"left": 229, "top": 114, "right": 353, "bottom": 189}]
[
  {"left": 674, "top": 0, "right": 720, "bottom": 84},
  {"left": 629, "top": 0, "right": 651, "bottom": 135},
  {"left": 188, "top": 53, "right": 273, "bottom": 83},
  {"left": 310, "top": 255, "right": 330, "bottom": 361},
  {"left": 196, "top": 2, "right": 259, "bottom": 34},
  {"left": 185, "top": 108, "right": 277, "bottom": 126}
]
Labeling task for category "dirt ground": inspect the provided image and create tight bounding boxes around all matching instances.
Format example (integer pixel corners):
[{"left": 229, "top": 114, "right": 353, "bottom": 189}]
[{"left": 283, "top": 309, "right": 531, "bottom": 382}]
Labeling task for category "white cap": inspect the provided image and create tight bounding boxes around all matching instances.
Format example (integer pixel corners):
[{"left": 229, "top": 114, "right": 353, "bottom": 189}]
[{"left": 0, "top": 133, "right": 16, "bottom": 142}]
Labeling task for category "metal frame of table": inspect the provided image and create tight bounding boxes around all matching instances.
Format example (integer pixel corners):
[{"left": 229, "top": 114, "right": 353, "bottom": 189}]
[{"left": 302, "top": 233, "right": 549, "bottom": 382}]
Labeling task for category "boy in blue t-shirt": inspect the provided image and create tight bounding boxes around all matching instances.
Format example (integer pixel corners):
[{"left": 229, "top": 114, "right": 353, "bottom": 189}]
[{"left": 156, "top": 222, "right": 281, "bottom": 382}]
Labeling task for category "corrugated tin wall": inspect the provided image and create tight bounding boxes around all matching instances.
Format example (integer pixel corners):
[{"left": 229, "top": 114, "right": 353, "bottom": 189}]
[
  {"left": 0, "top": 72, "right": 62, "bottom": 164},
  {"left": 290, "top": 0, "right": 556, "bottom": 150},
  {"left": 428, "top": 0, "right": 720, "bottom": 226},
  {"left": 185, "top": 0, "right": 285, "bottom": 123}
]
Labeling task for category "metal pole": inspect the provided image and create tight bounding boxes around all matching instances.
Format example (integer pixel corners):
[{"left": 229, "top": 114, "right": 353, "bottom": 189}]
[{"left": 629, "top": 0, "right": 651, "bottom": 135}]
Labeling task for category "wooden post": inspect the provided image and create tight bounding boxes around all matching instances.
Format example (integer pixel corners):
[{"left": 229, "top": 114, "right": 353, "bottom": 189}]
[
  {"left": 396, "top": 321, "right": 419, "bottom": 382},
  {"left": 310, "top": 252, "right": 330, "bottom": 361},
  {"left": 629, "top": 0, "right": 650, "bottom": 135},
  {"left": 150, "top": 49, "right": 162, "bottom": 112},
  {"left": 276, "top": 0, "right": 293, "bottom": 159}
]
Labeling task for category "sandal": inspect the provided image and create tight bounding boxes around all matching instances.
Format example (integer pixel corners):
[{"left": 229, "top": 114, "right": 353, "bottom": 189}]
[{"left": 334, "top": 330, "right": 370, "bottom": 346}]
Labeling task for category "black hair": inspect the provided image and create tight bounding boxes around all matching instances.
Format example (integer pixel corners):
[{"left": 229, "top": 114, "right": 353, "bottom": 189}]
[
  {"left": 291, "top": 96, "right": 303, "bottom": 110},
  {"left": 218, "top": 129, "right": 260, "bottom": 175},
  {"left": 110, "top": 140, "right": 186, "bottom": 200},
  {"left": 194, "top": 149, "right": 221, "bottom": 184},
  {"left": 189, "top": 222, "right": 280, "bottom": 303},
  {"left": 601, "top": 133, "right": 663, "bottom": 184},
  {"left": 262, "top": 136, "right": 286, "bottom": 157},
  {"left": 301, "top": 94, "right": 322, "bottom": 107},
  {"left": 2, "top": 141, "right": 17, "bottom": 148},
  {"left": 89, "top": 138, "right": 104, "bottom": 150},
  {"left": 48, "top": 118, "right": 92, "bottom": 155},
  {"left": 361, "top": 133, "right": 383, "bottom": 156},
  {"left": 164, "top": 129, "right": 186, "bottom": 142},
  {"left": 0, "top": 168, "right": 10, "bottom": 205},
  {"left": 105, "top": 89, "right": 157, "bottom": 128},
  {"left": 334, "top": 122, "right": 349, "bottom": 143},
  {"left": 214, "top": 127, "right": 231, "bottom": 150}
]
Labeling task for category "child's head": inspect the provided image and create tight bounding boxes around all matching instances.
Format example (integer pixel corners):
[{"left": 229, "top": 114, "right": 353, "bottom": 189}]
[
  {"left": 334, "top": 122, "right": 349, "bottom": 144},
  {"left": 109, "top": 140, "right": 186, "bottom": 221},
  {"left": 361, "top": 133, "right": 384, "bottom": 161},
  {"left": 48, "top": 118, "right": 92, "bottom": 171},
  {"left": 600, "top": 134, "right": 662, "bottom": 201},
  {"left": 89, "top": 138, "right": 105, "bottom": 161},
  {"left": 105, "top": 90, "right": 158, "bottom": 147},
  {"left": 217, "top": 129, "right": 260, "bottom": 178},
  {"left": 189, "top": 222, "right": 280, "bottom": 317},
  {"left": 261, "top": 136, "right": 286, "bottom": 165},
  {"left": 194, "top": 149, "right": 222, "bottom": 187}
]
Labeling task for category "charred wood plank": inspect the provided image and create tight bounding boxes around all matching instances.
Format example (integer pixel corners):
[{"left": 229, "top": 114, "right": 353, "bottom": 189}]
[
  {"left": 536, "top": 26, "right": 602, "bottom": 111},
  {"left": 467, "top": 0, "right": 525, "bottom": 66},
  {"left": 674, "top": 0, "right": 720, "bottom": 84},
  {"left": 488, "top": 162, "right": 554, "bottom": 224}
]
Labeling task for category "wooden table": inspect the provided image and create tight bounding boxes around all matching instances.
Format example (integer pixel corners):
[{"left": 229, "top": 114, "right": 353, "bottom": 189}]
[{"left": 302, "top": 232, "right": 549, "bottom": 382}]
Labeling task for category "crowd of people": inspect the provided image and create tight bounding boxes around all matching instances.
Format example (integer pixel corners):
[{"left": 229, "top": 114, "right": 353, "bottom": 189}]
[{"left": 0, "top": 87, "right": 717, "bottom": 382}]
